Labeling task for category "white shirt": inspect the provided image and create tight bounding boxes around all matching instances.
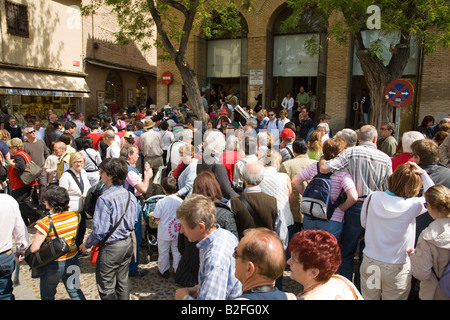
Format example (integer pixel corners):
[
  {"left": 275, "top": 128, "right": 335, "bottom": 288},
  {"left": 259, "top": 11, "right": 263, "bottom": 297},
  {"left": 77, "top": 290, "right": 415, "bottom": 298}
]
[
  {"left": 0, "top": 194, "right": 28, "bottom": 254},
  {"left": 160, "top": 130, "right": 175, "bottom": 151},
  {"left": 152, "top": 195, "right": 183, "bottom": 241},
  {"left": 59, "top": 168, "right": 90, "bottom": 212},
  {"left": 281, "top": 97, "right": 294, "bottom": 110},
  {"left": 106, "top": 142, "right": 121, "bottom": 158},
  {"left": 34, "top": 127, "right": 46, "bottom": 141},
  {"left": 361, "top": 172, "right": 434, "bottom": 264}
]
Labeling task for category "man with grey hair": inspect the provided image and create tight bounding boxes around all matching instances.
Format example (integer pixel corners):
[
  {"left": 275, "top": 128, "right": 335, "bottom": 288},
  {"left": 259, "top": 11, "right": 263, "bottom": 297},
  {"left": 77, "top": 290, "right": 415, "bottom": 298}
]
[
  {"left": 23, "top": 126, "right": 50, "bottom": 210},
  {"left": 229, "top": 161, "right": 281, "bottom": 241},
  {"left": 175, "top": 194, "right": 241, "bottom": 300},
  {"left": 318, "top": 124, "right": 392, "bottom": 291},
  {"left": 335, "top": 128, "right": 358, "bottom": 148}
]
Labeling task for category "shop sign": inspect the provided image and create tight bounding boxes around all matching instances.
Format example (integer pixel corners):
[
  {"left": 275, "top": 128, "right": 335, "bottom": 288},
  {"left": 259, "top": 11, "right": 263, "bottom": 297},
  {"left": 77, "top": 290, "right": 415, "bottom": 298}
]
[{"left": 0, "top": 88, "right": 82, "bottom": 97}]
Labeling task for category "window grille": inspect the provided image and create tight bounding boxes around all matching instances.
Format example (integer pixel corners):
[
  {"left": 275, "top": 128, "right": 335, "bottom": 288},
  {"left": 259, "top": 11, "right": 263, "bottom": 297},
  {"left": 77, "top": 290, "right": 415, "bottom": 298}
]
[{"left": 5, "top": 0, "right": 29, "bottom": 38}]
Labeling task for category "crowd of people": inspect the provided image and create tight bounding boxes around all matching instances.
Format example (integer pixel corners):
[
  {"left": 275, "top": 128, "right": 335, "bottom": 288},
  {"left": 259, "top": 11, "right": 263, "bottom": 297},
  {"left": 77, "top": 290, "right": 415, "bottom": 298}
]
[{"left": 0, "top": 100, "right": 449, "bottom": 301}]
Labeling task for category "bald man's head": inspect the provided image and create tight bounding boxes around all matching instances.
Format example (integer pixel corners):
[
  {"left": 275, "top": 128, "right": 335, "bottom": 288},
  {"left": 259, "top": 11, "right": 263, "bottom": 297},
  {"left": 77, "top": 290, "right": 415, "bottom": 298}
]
[{"left": 240, "top": 228, "right": 286, "bottom": 280}]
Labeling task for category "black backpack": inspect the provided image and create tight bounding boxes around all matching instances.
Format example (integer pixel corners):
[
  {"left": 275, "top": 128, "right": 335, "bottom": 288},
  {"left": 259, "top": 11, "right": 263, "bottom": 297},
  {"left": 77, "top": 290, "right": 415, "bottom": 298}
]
[
  {"left": 300, "top": 163, "right": 344, "bottom": 221},
  {"left": 84, "top": 182, "right": 106, "bottom": 218}
]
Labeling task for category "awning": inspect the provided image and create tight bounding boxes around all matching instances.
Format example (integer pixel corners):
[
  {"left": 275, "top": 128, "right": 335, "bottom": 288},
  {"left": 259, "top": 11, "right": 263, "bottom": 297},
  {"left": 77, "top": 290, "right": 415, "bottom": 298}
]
[{"left": 0, "top": 68, "right": 90, "bottom": 98}]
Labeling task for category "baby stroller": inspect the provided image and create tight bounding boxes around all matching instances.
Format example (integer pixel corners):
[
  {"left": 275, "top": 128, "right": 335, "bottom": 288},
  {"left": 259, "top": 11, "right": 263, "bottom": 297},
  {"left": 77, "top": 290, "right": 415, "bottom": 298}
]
[{"left": 142, "top": 195, "right": 165, "bottom": 263}]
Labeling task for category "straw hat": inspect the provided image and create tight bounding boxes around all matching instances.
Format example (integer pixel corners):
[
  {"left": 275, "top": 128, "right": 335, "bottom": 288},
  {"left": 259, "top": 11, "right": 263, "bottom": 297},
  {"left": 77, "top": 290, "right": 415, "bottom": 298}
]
[{"left": 143, "top": 118, "right": 155, "bottom": 129}]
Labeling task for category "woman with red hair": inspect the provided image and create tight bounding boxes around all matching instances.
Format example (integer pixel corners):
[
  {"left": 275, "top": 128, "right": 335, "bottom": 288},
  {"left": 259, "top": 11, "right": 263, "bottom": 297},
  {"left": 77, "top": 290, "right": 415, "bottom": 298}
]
[{"left": 288, "top": 229, "right": 362, "bottom": 300}]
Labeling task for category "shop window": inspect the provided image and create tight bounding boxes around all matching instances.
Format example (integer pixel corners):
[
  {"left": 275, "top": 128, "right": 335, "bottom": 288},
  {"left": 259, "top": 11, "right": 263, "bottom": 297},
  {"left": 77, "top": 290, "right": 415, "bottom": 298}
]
[
  {"left": 5, "top": 1, "right": 29, "bottom": 38},
  {"left": 136, "top": 76, "right": 148, "bottom": 107}
]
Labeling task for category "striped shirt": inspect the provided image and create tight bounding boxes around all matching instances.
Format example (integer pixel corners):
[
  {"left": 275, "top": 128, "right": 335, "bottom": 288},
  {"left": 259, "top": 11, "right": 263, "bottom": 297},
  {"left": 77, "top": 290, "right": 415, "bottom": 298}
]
[
  {"left": 298, "top": 163, "right": 355, "bottom": 223},
  {"left": 35, "top": 211, "right": 80, "bottom": 261},
  {"left": 85, "top": 185, "right": 138, "bottom": 248},
  {"left": 326, "top": 142, "right": 392, "bottom": 198},
  {"left": 186, "top": 227, "right": 242, "bottom": 300}
]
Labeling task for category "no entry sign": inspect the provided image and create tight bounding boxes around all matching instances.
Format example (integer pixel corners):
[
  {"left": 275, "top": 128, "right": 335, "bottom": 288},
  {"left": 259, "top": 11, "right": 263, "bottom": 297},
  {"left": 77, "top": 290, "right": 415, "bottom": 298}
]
[
  {"left": 384, "top": 79, "right": 414, "bottom": 107},
  {"left": 161, "top": 72, "right": 173, "bottom": 85}
]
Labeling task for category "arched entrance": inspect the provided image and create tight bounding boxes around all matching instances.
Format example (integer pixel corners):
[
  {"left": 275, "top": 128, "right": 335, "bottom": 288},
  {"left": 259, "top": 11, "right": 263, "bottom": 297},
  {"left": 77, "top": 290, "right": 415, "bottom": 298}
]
[
  {"left": 201, "top": 11, "right": 249, "bottom": 108},
  {"left": 269, "top": 5, "right": 328, "bottom": 121}
]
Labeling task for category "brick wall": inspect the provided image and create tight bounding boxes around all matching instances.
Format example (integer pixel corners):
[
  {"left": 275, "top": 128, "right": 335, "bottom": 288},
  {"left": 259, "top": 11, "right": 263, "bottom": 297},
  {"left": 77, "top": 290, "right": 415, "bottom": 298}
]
[{"left": 419, "top": 47, "right": 450, "bottom": 124}]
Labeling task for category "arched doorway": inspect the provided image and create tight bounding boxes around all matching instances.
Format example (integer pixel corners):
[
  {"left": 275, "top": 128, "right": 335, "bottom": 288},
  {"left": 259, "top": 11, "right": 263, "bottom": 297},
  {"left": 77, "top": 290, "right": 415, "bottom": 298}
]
[
  {"left": 105, "top": 70, "right": 123, "bottom": 109},
  {"left": 203, "top": 11, "right": 249, "bottom": 107},
  {"left": 270, "top": 5, "right": 328, "bottom": 121}
]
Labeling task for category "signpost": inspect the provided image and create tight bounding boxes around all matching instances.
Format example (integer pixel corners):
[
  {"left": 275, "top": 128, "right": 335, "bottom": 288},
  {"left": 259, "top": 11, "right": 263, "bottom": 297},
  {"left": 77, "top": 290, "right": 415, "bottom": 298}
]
[
  {"left": 384, "top": 79, "right": 414, "bottom": 141},
  {"left": 161, "top": 72, "right": 173, "bottom": 103}
]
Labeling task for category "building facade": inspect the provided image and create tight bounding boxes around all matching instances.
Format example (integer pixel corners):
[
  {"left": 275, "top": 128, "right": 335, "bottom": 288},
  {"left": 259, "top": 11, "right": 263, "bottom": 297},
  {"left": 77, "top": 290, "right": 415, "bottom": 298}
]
[
  {"left": 0, "top": 0, "right": 89, "bottom": 126},
  {"left": 156, "top": 0, "right": 449, "bottom": 135},
  {"left": 0, "top": 0, "right": 158, "bottom": 127},
  {"left": 81, "top": 0, "right": 157, "bottom": 117}
]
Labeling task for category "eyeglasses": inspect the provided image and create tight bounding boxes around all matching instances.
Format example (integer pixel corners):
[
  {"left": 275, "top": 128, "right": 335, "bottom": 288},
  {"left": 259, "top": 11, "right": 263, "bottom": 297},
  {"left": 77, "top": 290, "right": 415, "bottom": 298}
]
[
  {"left": 423, "top": 202, "right": 428, "bottom": 209},
  {"left": 268, "top": 114, "right": 275, "bottom": 117},
  {"left": 232, "top": 247, "right": 243, "bottom": 260},
  {"left": 27, "top": 130, "right": 35, "bottom": 134}
]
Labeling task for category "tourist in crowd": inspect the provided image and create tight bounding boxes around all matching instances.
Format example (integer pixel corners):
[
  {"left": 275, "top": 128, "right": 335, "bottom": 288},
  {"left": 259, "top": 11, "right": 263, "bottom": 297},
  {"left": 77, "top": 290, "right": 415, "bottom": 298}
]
[
  {"left": 193, "top": 170, "right": 238, "bottom": 238},
  {"left": 58, "top": 152, "right": 90, "bottom": 252},
  {"left": 0, "top": 194, "right": 28, "bottom": 300},
  {"left": 408, "top": 184, "right": 450, "bottom": 300},
  {"left": 234, "top": 228, "right": 300, "bottom": 300},
  {"left": 307, "top": 130, "right": 323, "bottom": 161},
  {"left": 30, "top": 186, "right": 85, "bottom": 300},
  {"left": 288, "top": 229, "right": 363, "bottom": 299},
  {"left": 176, "top": 144, "right": 197, "bottom": 199},
  {"left": 175, "top": 194, "right": 242, "bottom": 300},
  {"left": 360, "top": 162, "right": 434, "bottom": 300},
  {"left": 79, "top": 137, "right": 102, "bottom": 187},
  {"left": 318, "top": 125, "right": 392, "bottom": 291},
  {"left": 293, "top": 137, "right": 358, "bottom": 241},
  {"left": 7, "top": 137, "right": 41, "bottom": 226},
  {"left": 80, "top": 158, "right": 138, "bottom": 300}
]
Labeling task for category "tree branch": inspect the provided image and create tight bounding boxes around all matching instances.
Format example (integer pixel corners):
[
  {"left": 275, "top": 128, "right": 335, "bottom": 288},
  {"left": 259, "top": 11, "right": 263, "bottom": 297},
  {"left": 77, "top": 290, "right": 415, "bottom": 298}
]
[{"left": 145, "top": 0, "right": 178, "bottom": 59}]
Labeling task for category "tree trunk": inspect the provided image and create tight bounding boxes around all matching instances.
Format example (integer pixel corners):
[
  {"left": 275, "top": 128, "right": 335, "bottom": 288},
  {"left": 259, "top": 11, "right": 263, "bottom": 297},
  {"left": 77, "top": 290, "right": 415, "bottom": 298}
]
[
  {"left": 354, "top": 31, "right": 411, "bottom": 129},
  {"left": 176, "top": 59, "right": 207, "bottom": 124}
]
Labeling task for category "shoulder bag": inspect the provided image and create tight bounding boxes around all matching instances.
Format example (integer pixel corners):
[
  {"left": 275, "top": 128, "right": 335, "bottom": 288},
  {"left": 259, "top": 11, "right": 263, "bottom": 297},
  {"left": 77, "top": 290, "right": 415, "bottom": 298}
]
[
  {"left": 24, "top": 214, "right": 71, "bottom": 269},
  {"left": 90, "top": 191, "right": 131, "bottom": 264},
  {"left": 17, "top": 152, "right": 43, "bottom": 185}
]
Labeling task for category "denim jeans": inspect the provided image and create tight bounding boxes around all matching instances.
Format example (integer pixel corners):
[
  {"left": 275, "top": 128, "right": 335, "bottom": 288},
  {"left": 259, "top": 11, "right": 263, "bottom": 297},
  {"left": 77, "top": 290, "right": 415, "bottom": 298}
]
[
  {"left": 39, "top": 255, "right": 85, "bottom": 300},
  {"left": 0, "top": 250, "right": 15, "bottom": 300},
  {"left": 338, "top": 203, "right": 365, "bottom": 291},
  {"left": 303, "top": 215, "right": 344, "bottom": 241}
]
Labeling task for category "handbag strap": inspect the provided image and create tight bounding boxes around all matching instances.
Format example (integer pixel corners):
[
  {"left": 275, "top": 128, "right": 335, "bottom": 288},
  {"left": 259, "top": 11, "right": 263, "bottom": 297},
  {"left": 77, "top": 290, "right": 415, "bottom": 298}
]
[
  {"left": 47, "top": 215, "right": 60, "bottom": 239},
  {"left": 84, "top": 149, "right": 100, "bottom": 170},
  {"left": 98, "top": 191, "right": 131, "bottom": 249},
  {"left": 66, "top": 169, "right": 84, "bottom": 193},
  {"left": 239, "top": 195, "right": 264, "bottom": 227}
]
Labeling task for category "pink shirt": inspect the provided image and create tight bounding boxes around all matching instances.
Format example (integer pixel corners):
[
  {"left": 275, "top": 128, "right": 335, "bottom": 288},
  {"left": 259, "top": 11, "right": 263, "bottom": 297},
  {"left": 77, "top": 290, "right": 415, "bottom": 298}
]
[
  {"left": 298, "top": 163, "right": 355, "bottom": 222},
  {"left": 125, "top": 170, "right": 143, "bottom": 196}
]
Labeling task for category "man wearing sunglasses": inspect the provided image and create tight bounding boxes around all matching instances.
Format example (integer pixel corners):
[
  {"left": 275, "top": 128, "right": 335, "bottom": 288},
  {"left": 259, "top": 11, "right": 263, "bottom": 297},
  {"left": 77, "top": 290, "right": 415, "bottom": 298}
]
[{"left": 23, "top": 127, "right": 50, "bottom": 211}]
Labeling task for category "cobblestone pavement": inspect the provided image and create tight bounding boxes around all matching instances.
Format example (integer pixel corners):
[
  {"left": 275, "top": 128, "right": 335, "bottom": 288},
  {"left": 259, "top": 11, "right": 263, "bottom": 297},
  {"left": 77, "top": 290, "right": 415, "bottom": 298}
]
[{"left": 14, "top": 220, "right": 303, "bottom": 300}]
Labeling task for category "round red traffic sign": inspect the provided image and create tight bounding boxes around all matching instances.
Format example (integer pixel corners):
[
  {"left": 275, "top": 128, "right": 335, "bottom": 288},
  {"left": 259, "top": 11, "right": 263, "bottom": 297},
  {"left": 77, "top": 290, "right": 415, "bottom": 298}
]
[
  {"left": 384, "top": 79, "right": 414, "bottom": 107},
  {"left": 161, "top": 72, "right": 173, "bottom": 85}
]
